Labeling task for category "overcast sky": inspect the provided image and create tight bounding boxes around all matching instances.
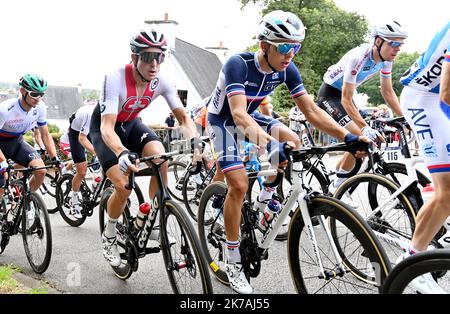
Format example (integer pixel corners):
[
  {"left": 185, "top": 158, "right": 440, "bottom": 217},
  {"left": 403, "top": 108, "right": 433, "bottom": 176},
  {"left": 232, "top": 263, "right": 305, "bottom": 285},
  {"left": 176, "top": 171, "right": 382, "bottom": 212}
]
[{"left": 0, "top": 0, "right": 448, "bottom": 89}]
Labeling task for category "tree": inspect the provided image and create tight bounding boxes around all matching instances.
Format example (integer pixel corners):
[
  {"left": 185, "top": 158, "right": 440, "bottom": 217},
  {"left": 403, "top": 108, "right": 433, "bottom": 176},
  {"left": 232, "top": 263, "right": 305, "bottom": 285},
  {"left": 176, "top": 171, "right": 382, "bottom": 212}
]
[
  {"left": 240, "top": 0, "right": 368, "bottom": 112},
  {"left": 358, "top": 52, "right": 421, "bottom": 105}
]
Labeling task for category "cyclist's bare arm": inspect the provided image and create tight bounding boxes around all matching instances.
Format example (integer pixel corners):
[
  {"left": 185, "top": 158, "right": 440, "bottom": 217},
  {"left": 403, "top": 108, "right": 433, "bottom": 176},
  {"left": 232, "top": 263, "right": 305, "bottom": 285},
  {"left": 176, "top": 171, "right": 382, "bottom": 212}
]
[
  {"left": 78, "top": 132, "right": 96, "bottom": 156},
  {"left": 380, "top": 76, "right": 403, "bottom": 116},
  {"left": 229, "top": 94, "right": 274, "bottom": 147},
  {"left": 171, "top": 107, "right": 198, "bottom": 140},
  {"left": 38, "top": 124, "right": 58, "bottom": 159},
  {"left": 294, "top": 93, "right": 349, "bottom": 141},
  {"left": 341, "top": 82, "right": 367, "bottom": 129},
  {"left": 33, "top": 128, "right": 45, "bottom": 150}
]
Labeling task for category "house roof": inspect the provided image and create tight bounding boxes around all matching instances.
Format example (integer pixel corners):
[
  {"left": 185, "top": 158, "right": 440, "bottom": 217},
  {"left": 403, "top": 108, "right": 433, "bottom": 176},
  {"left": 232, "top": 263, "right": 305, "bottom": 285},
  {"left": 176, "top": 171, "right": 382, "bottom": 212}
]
[
  {"left": 43, "top": 85, "right": 82, "bottom": 119},
  {"left": 173, "top": 38, "right": 223, "bottom": 99}
]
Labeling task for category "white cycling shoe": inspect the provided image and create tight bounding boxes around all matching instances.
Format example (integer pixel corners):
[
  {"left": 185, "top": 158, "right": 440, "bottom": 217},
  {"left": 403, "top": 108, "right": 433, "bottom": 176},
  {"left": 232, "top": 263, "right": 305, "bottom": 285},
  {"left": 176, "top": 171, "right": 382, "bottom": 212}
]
[{"left": 225, "top": 262, "right": 253, "bottom": 294}]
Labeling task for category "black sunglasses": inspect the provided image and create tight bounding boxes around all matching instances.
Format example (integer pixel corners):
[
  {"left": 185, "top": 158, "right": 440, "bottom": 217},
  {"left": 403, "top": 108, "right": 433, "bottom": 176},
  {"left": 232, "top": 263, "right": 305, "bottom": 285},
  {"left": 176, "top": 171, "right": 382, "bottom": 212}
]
[{"left": 138, "top": 51, "right": 165, "bottom": 64}]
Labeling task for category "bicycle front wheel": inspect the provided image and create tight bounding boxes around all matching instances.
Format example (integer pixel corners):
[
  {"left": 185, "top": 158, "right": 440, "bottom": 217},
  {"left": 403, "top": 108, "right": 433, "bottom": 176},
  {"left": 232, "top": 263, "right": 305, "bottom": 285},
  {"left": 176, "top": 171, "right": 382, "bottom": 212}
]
[
  {"left": 382, "top": 249, "right": 450, "bottom": 294},
  {"left": 160, "top": 199, "right": 213, "bottom": 294},
  {"left": 22, "top": 192, "right": 52, "bottom": 274},
  {"left": 288, "top": 195, "right": 391, "bottom": 294}
]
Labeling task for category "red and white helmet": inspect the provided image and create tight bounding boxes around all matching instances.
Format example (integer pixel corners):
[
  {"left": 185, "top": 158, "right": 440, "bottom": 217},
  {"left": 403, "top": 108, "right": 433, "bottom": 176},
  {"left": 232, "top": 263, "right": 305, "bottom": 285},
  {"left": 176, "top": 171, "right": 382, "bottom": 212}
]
[
  {"left": 257, "top": 10, "right": 306, "bottom": 42},
  {"left": 130, "top": 29, "right": 167, "bottom": 53}
]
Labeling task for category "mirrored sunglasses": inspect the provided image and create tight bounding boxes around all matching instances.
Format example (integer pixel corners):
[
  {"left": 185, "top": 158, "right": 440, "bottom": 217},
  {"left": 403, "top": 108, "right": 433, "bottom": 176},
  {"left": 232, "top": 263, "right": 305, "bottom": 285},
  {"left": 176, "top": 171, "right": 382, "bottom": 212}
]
[
  {"left": 26, "top": 90, "right": 45, "bottom": 99},
  {"left": 138, "top": 51, "right": 165, "bottom": 64},
  {"left": 266, "top": 40, "right": 302, "bottom": 55},
  {"left": 381, "top": 37, "right": 403, "bottom": 48}
]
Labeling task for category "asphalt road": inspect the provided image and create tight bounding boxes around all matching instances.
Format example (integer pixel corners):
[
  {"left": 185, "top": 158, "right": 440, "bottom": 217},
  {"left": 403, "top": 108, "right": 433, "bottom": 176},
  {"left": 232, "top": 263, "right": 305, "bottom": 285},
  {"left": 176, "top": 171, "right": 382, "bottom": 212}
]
[{"left": 0, "top": 153, "right": 429, "bottom": 294}]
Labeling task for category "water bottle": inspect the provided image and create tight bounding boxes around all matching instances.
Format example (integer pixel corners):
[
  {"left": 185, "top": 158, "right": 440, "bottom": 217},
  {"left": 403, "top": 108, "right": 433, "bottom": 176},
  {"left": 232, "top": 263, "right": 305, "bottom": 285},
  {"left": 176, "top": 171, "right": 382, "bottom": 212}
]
[
  {"left": 91, "top": 176, "right": 102, "bottom": 192},
  {"left": 421, "top": 184, "right": 435, "bottom": 204},
  {"left": 134, "top": 202, "right": 151, "bottom": 230},
  {"left": 259, "top": 194, "right": 282, "bottom": 232}
]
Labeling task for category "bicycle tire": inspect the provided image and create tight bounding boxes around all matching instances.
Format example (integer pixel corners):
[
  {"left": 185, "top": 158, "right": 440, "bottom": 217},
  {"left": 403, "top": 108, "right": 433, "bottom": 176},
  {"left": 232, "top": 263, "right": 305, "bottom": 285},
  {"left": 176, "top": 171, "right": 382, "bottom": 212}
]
[
  {"left": 182, "top": 166, "right": 215, "bottom": 221},
  {"left": 275, "top": 162, "right": 329, "bottom": 241},
  {"left": 98, "top": 186, "right": 134, "bottom": 280},
  {"left": 288, "top": 195, "right": 391, "bottom": 294},
  {"left": 382, "top": 249, "right": 450, "bottom": 294},
  {"left": 40, "top": 173, "right": 59, "bottom": 214},
  {"left": 167, "top": 161, "right": 188, "bottom": 202},
  {"left": 197, "top": 181, "right": 230, "bottom": 285},
  {"left": 56, "top": 173, "right": 87, "bottom": 227},
  {"left": 22, "top": 192, "right": 52, "bottom": 274},
  {"left": 334, "top": 173, "right": 416, "bottom": 264},
  {"left": 160, "top": 199, "right": 213, "bottom": 294}
]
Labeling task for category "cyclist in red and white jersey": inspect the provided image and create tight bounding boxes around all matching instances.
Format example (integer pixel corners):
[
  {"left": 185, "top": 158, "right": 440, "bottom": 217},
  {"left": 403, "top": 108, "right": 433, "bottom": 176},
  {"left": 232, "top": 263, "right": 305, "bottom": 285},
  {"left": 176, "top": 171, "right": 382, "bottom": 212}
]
[{"left": 90, "top": 29, "right": 201, "bottom": 267}]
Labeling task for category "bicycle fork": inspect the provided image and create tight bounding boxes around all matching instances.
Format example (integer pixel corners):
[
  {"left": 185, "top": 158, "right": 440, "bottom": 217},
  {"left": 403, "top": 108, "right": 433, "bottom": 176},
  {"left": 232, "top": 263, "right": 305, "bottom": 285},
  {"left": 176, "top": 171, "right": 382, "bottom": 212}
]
[{"left": 297, "top": 193, "right": 346, "bottom": 280}]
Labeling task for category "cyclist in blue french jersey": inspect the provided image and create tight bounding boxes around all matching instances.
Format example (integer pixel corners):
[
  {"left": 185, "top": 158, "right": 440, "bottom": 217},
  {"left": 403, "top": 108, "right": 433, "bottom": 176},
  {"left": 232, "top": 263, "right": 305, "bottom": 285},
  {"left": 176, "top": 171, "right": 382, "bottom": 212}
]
[
  {"left": 396, "top": 22, "right": 450, "bottom": 293},
  {"left": 207, "top": 10, "right": 368, "bottom": 294},
  {"left": 317, "top": 21, "right": 408, "bottom": 192}
]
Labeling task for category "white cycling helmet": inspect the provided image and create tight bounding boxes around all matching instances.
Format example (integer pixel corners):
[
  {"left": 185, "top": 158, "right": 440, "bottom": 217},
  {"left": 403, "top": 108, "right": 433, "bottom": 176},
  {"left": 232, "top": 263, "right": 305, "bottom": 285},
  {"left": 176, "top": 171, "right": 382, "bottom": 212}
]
[
  {"left": 257, "top": 10, "right": 306, "bottom": 42},
  {"left": 130, "top": 29, "right": 167, "bottom": 53},
  {"left": 371, "top": 21, "right": 408, "bottom": 39}
]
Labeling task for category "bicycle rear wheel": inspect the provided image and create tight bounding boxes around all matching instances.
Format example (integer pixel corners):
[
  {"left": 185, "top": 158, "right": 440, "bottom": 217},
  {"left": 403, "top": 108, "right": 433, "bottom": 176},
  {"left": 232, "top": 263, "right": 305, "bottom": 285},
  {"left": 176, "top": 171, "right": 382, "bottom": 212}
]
[
  {"left": 56, "top": 173, "right": 87, "bottom": 227},
  {"left": 160, "top": 199, "right": 213, "bottom": 294},
  {"left": 22, "top": 192, "right": 52, "bottom": 274},
  {"left": 98, "top": 187, "right": 134, "bottom": 280},
  {"left": 197, "top": 182, "right": 229, "bottom": 286},
  {"left": 182, "top": 166, "right": 215, "bottom": 221},
  {"left": 288, "top": 195, "right": 391, "bottom": 294},
  {"left": 167, "top": 161, "right": 188, "bottom": 202},
  {"left": 334, "top": 173, "right": 416, "bottom": 265},
  {"left": 382, "top": 249, "right": 450, "bottom": 294},
  {"left": 39, "top": 173, "right": 59, "bottom": 214}
]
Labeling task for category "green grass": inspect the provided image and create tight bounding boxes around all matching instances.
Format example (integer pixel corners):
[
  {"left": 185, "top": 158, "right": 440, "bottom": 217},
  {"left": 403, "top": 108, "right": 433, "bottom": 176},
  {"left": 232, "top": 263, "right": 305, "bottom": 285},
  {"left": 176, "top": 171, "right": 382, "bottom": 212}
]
[{"left": 0, "top": 264, "right": 48, "bottom": 294}]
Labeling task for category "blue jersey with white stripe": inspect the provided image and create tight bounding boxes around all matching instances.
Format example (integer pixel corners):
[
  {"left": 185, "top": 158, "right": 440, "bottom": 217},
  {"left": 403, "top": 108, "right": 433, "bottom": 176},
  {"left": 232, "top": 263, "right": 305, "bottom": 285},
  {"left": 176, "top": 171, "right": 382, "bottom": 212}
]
[
  {"left": 400, "top": 22, "right": 450, "bottom": 93},
  {"left": 208, "top": 52, "right": 307, "bottom": 117}
]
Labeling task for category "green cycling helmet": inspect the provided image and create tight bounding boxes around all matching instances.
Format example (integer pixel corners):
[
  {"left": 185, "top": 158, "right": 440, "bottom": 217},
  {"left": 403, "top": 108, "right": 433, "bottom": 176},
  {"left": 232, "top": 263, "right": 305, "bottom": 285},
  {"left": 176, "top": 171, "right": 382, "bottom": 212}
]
[{"left": 19, "top": 74, "right": 47, "bottom": 93}]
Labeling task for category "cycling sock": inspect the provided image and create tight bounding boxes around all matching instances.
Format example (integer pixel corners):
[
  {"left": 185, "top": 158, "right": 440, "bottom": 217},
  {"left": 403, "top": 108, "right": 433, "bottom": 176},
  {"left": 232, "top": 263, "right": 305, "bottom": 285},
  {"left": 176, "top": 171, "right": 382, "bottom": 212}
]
[
  {"left": 104, "top": 215, "right": 119, "bottom": 238},
  {"left": 259, "top": 187, "right": 275, "bottom": 202},
  {"left": 71, "top": 190, "right": 81, "bottom": 205},
  {"left": 225, "top": 239, "right": 241, "bottom": 264},
  {"left": 334, "top": 168, "right": 351, "bottom": 188}
]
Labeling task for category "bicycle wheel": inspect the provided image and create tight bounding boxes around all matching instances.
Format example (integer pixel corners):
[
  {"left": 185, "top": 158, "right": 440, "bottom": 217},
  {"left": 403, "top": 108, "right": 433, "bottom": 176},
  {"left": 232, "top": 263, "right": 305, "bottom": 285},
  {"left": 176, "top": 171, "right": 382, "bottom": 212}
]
[
  {"left": 275, "top": 162, "right": 329, "bottom": 241},
  {"left": 382, "top": 249, "right": 450, "bottom": 294},
  {"left": 160, "top": 199, "right": 213, "bottom": 294},
  {"left": 98, "top": 187, "right": 135, "bottom": 280},
  {"left": 197, "top": 181, "right": 229, "bottom": 286},
  {"left": 182, "top": 166, "right": 215, "bottom": 221},
  {"left": 334, "top": 173, "right": 416, "bottom": 265},
  {"left": 22, "top": 192, "right": 52, "bottom": 274},
  {"left": 288, "top": 195, "right": 391, "bottom": 293},
  {"left": 167, "top": 161, "right": 188, "bottom": 202},
  {"left": 39, "top": 173, "right": 59, "bottom": 214},
  {"left": 381, "top": 162, "right": 431, "bottom": 211},
  {"left": 56, "top": 173, "right": 87, "bottom": 227}
]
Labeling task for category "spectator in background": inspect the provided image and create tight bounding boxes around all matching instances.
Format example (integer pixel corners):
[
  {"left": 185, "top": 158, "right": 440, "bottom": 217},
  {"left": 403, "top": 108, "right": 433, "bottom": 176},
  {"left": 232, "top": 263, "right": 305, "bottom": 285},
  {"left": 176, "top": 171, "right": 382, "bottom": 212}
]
[{"left": 165, "top": 111, "right": 177, "bottom": 143}]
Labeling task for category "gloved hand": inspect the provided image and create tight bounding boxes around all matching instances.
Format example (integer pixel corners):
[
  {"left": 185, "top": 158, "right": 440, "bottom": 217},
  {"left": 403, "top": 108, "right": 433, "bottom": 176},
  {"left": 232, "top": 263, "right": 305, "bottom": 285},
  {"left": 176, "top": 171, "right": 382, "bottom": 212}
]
[
  {"left": 0, "top": 160, "right": 8, "bottom": 188},
  {"left": 267, "top": 142, "right": 289, "bottom": 165},
  {"left": 118, "top": 150, "right": 135, "bottom": 174},
  {"left": 51, "top": 156, "right": 64, "bottom": 171},
  {"left": 361, "top": 126, "right": 382, "bottom": 141}
]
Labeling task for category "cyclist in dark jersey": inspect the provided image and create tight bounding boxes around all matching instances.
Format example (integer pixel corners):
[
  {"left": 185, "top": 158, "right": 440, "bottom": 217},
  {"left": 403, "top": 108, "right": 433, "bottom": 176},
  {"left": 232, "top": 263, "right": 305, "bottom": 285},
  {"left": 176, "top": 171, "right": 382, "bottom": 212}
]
[
  {"left": 90, "top": 29, "right": 201, "bottom": 267},
  {"left": 207, "top": 10, "right": 367, "bottom": 294}
]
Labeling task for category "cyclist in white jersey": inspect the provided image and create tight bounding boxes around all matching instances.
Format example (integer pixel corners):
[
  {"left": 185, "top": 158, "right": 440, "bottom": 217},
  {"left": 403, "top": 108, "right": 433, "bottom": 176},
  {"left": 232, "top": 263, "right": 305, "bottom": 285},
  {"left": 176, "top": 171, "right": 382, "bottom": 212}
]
[
  {"left": 0, "top": 74, "right": 62, "bottom": 190},
  {"left": 318, "top": 21, "right": 408, "bottom": 191},
  {"left": 207, "top": 10, "right": 369, "bottom": 294},
  {"left": 67, "top": 103, "right": 96, "bottom": 219},
  {"left": 90, "top": 29, "right": 201, "bottom": 267},
  {"left": 396, "top": 22, "right": 450, "bottom": 293}
]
